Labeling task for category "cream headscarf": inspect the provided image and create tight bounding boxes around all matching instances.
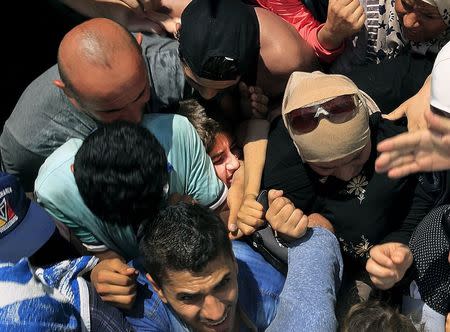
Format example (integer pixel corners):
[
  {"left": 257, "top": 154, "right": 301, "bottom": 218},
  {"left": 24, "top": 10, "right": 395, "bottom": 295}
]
[{"left": 282, "top": 72, "right": 379, "bottom": 163}]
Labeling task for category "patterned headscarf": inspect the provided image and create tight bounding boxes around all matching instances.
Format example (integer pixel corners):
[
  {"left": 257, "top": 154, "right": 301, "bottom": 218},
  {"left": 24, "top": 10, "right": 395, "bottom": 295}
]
[
  {"left": 331, "top": 0, "right": 449, "bottom": 73},
  {"left": 410, "top": 0, "right": 450, "bottom": 55}
]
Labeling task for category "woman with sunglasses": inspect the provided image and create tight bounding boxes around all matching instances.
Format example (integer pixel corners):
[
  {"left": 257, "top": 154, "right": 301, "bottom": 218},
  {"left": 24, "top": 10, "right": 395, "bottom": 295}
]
[{"left": 260, "top": 71, "right": 438, "bottom": 315}]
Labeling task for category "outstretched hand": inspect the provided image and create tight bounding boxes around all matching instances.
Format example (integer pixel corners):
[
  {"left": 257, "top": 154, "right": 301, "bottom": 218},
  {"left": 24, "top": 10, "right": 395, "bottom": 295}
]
[
  {"left": 383, "top": 76, "right": 430, "bottom": 132},
  {"left": 376, "top": 107, "right": 450, "bottom": 178}
]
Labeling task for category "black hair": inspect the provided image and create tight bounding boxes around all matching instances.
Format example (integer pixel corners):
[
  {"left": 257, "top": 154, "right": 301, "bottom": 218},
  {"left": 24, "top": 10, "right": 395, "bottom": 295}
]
[
  {"left": 175, "top": 99, "right": 222, "bottom": 153},
  {"left": 74, "top": 121, "right": 168, "bottom": 231},
  {"left": 139, "top": 203, "right": 233, "bottom": 286},
  {"left": 342, "top": 300, "right": 420, "bottom": 332}
]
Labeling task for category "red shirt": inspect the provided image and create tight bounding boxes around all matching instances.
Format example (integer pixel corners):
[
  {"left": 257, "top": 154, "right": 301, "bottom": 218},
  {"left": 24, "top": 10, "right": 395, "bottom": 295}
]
[{"left": 251, "top": 0, "right": 344, "bottom": 62}]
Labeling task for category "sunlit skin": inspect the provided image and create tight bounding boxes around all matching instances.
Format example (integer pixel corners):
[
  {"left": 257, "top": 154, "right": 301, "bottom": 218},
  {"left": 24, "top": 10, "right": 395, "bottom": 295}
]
[
  {"left": 308, "top": 140, "right": 372, "bottom": 182},
  {"left": 209, "top": 132, "right": 242, "bottom": 188},
  {"left": 183, "top": 65, "right": 241, "bottom": 100},
  {"left": 395, "top": 0, "right": 447, "bottom": 43},
  {"left": 54, "top": 20, "right": 150, "bottom": 124},
  {"left": 148, "top": 254, "right": 239, "bottom": 332}
]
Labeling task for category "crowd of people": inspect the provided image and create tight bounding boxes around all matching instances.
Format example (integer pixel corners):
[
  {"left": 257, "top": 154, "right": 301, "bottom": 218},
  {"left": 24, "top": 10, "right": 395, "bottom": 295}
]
[{"left": 0, "top": 0, "right": 449, "bottom": 330}]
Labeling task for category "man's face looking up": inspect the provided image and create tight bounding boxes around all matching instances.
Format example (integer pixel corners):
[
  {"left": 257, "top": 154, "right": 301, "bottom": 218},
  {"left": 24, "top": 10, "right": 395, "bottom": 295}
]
[{"left": 149, "top": 254, "right": 239, "bottom": 332}]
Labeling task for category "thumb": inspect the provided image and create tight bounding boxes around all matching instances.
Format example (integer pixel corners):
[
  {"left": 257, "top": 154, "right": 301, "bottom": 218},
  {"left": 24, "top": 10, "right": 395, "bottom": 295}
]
[
  {"left": 268, "top": 189, "right": 283, "bottom": 206},
  {"left": 115, "top": 260, "right": 137, "bottom": 276},
  {"left": 239, "top": 82, "right": 249, "bottom": 97},
  {"left": 228, "top": 213, "right": 238, "bottom": 233},
  {"left": 391, "top": 246, "right": 412, "bottom": 267},
  {"left": 383, "top": 104, "right": 407, "bottom": 121}
]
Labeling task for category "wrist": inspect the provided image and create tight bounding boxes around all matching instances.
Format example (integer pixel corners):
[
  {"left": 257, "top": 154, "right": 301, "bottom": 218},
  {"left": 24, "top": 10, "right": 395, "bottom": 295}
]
[
  {"left": 318, "top": 25, "right": 343, "bottom": 51},
  {"left": 244, "top": 192, "right": 258, "bottom": 199}
]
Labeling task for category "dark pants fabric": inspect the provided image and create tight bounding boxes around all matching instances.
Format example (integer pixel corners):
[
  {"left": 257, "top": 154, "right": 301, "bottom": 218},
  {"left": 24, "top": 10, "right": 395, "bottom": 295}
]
[{"left": 346, "top": 53, "right": 435, "bottom": 114}]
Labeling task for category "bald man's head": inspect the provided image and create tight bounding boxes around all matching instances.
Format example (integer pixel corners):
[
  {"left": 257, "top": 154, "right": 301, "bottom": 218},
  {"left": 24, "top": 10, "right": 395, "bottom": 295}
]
[{"left": 55, "top": 18, "right": 149, "bottom": 124}]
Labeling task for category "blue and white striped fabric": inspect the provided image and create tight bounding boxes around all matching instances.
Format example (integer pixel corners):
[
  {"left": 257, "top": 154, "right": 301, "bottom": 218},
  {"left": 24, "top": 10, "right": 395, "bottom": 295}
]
[{"left": 0, "top": 256, "right": 97, "bottom": 331}]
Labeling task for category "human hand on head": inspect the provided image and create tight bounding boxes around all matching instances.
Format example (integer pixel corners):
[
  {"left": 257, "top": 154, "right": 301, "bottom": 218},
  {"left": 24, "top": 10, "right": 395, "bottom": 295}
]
[
  {"left": 366, "top": 242, "right": 413, "bottom": 290},
  {"left": 119, "top": 0, "right": 180, "bottom": 36},
  {"left": 265, "top": 189, "right": 309, "bottom": 241},
  {"left": 91, "top": 257, "right": 138, "bottom": 310},
  {"left": 239, "top": 82, "right": 269, "bottom": 120},
  {"left": 318, "top": 0, "right": 366, "bottom": 50}
]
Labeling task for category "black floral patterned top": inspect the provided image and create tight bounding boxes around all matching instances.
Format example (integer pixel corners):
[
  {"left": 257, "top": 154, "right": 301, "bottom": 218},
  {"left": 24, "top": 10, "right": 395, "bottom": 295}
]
[{"left": 263, "top": 113, "right": 437, "bottom": 263}]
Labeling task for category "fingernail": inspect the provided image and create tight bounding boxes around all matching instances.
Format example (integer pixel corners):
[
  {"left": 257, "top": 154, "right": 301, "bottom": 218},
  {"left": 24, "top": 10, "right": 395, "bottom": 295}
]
[{"left": 229, "top": 224, "right": 237, "bottom": 232}]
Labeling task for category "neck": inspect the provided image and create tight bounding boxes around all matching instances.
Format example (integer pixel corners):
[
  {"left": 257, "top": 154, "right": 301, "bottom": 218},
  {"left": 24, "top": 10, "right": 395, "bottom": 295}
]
[{"left": 232, "top": 308, "right": 240, "bottom": 332}]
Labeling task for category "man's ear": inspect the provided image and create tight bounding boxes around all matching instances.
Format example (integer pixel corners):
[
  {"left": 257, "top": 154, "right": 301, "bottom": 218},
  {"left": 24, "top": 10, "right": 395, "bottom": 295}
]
[
  {"left": 53, "top": 79, "right": 65, "bottom": 90},
  {"left": 53, "top": 79, "right": 74, "bottom": 98},
  {"left": 135, "top": 32, "right": 143, "bottom": 45},
  {"left": 53, "top": 79, "right": 81, "bottom": 110},
  {"left": 146, "top": 273, "right": 168, "bottom": 303}
]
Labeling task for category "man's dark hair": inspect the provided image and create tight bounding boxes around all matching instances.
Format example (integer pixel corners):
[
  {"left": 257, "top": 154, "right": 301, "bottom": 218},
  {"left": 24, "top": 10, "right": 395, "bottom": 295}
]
[
  {"left": 342, "top": 300, "right": 420, "bottom": 332},
  {"left": 139, "top": 203, "right": 233, "bottom": 286},
  {"left": 176, "top": 99, "right": 221, "bottom": 153},
  {"left": 74, "top": 121, "right": 168, "bottom": 231}
]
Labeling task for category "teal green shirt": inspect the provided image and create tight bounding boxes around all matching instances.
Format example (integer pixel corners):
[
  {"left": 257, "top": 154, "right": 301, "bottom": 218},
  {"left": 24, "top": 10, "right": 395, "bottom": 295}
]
[{"left": 35, "top": 114, "right": 226, "bottom": 260}]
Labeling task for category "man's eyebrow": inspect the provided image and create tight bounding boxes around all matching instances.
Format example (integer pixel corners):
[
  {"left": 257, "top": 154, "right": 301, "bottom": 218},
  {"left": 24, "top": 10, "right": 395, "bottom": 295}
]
[
  {"left": 210, "top": 150, "right": 224, "bottom": 159},
  {"left": 213, "top": 273, "right": 231, "bottom": 290},
  {"left": 176, "top": 291, "right": 201, "bottom": 299}
]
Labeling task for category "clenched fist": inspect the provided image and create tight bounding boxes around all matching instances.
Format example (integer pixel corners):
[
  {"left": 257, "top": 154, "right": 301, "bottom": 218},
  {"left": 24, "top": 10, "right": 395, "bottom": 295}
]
[{"left": 318, "top": 0, "right": 366, "bottom": 50}]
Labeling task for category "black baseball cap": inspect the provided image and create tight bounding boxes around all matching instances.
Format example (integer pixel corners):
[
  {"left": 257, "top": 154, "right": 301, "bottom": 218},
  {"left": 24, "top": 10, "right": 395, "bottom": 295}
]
[{"left": 179, "top": 0, "right": 260, "bottom": 82}]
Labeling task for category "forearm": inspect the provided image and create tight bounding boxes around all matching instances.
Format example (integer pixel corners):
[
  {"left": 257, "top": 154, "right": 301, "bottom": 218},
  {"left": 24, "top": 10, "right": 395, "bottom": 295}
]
[
  {"left": 243, "top": 120, "right": 270, "bottom": 197},
  {"left": 227, "top": 164, "right": 245, "bottom": 224},
  {"left": 316, "top": 25, "right": 346, "bottom": 52},
  {"left": 256, "top": 0, "right": 343, "bottom": 61}
]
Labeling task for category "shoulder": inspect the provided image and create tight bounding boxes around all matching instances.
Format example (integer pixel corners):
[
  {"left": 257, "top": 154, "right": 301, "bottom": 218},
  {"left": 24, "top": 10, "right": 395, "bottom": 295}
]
[
  {"left": 7, "top": 65, "right": 65, "bottom": 121},
  {"left": 141, "top": 114, "right": 195, "bottom": 146},
  {"left": 139, "top": 33, "right": 186, "bottom": 111},
  {"left": 35, "top": 138, "right": 82, "bottom": 199}
]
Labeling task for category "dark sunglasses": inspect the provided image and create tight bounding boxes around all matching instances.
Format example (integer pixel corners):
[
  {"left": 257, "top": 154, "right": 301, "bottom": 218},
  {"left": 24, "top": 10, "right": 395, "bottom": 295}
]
[
  {"left": 431, "top": 105, "right": 450, "bottom": 119},
  {"left": 287, "top": 95, "right": 359, "bottom": 134}
]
